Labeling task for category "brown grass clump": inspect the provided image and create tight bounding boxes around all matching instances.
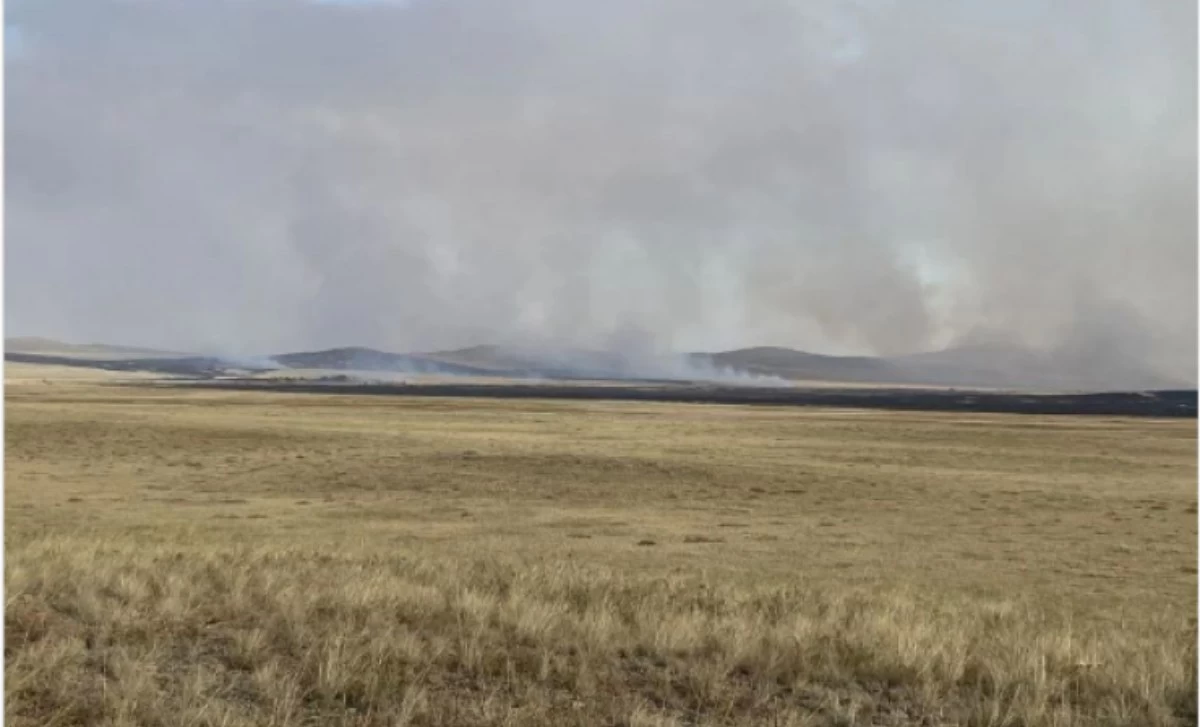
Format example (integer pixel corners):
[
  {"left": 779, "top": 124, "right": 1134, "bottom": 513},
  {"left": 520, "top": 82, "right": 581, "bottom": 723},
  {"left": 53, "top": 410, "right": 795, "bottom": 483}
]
[
  {"left": 8, "top": 538, "right": 1195, "bottom": 726},
  {"left": 5, "top": 370, "right": 1197, "bottom": 725}
]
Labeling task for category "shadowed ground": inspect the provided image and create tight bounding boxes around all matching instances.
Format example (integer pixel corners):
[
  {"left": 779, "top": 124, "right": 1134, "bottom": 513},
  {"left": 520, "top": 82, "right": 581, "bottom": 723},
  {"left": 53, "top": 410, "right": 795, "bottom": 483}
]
[{"left": 181, "top": 378, "right": 1198, "bottom": 418}]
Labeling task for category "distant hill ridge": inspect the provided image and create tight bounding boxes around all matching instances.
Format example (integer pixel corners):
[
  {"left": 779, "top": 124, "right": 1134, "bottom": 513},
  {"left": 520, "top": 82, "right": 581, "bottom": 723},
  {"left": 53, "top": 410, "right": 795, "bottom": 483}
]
[
  {"left": 266, "top": 342, "right": 1189, "bottom": 391},
  {"left": 5, "top": 337, "right": 194, "bottom": 360},
  {"left": 270, "top": 347, "right": 494, "bottom": 377},
  {"left": 6, "top": 337, "right": 1191, "bottom": 391}
]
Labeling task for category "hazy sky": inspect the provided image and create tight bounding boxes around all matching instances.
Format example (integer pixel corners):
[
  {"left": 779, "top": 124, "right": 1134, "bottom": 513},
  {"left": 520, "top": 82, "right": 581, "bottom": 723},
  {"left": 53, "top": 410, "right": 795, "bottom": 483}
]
[{"left": 5, "top": 0, "right": 1196, "bottom": 381}]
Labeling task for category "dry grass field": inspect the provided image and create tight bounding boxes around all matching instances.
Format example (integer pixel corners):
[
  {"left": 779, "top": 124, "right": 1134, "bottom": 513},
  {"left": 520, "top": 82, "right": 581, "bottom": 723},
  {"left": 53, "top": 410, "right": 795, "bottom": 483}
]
[{"left": 5, "top": 366, "right": 1197, "bottom": 726}]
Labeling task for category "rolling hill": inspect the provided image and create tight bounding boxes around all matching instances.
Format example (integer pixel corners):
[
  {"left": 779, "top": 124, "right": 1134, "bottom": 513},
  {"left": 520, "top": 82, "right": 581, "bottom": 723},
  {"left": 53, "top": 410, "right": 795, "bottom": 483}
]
[
  {"left": 6, "top": 337, "right": 1190, "bottom": 392},
  {"left": 5, "top": 337, "right": 193, "bottom": 360}
]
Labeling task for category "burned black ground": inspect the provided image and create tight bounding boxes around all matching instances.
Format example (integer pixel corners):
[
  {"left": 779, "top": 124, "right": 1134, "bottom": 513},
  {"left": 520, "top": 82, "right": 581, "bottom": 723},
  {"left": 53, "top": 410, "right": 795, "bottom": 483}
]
[{"left": 177, "top": 378, "right": 1196, "bottom": 418}]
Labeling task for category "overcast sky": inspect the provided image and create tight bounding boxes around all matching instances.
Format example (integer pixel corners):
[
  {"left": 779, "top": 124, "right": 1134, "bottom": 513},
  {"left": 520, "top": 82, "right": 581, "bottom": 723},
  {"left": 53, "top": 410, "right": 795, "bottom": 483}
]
[{"left": 5, "top": 0, "right": 1196, "bottom": 382}]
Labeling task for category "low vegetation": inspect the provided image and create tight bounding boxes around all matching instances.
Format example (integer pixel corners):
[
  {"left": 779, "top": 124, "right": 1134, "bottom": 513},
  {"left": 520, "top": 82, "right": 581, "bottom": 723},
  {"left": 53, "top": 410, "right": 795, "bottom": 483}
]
[{"left": 6, "top": 368, "right": 1196, "bottom": 725}]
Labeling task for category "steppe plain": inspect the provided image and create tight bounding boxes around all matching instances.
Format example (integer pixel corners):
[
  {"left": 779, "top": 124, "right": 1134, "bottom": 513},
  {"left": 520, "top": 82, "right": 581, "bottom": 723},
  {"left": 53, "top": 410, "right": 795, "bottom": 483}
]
[{"left": 5, "top": 361, "right": 1196, "bottom": 726}]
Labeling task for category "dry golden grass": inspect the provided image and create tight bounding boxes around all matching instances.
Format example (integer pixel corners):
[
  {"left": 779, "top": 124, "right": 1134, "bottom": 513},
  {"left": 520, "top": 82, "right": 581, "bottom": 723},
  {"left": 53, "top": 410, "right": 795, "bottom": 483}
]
[{"left": 5, "top": 369, "right": 1197, "bottom": 725}]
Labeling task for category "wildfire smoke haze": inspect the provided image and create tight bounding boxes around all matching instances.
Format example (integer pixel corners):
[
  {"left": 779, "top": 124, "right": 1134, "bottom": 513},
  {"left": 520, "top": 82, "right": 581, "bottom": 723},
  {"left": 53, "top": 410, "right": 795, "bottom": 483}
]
[{"left": 5, "top": 0, "right": 1196, "bottom": 390}]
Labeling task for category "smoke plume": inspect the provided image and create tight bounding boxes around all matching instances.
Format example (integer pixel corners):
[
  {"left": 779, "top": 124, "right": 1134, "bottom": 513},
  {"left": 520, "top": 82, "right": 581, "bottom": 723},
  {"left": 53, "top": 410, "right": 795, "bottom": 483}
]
[{"left": 6, "top": 0, "right": 1196, "bottom": 387}]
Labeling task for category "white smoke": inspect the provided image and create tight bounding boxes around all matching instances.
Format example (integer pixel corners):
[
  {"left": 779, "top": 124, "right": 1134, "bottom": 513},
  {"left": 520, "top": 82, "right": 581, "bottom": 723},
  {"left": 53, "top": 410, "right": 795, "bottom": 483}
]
[{"left": 5, "top": 0, "right": 1195, "bottom": 388}]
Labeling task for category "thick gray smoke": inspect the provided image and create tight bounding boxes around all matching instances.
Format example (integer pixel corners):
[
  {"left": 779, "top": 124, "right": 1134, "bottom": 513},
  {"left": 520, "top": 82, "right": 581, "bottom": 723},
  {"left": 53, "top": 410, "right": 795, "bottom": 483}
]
[{"left": 6, "top": 0, "right": 1196, "bottom": 387}]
